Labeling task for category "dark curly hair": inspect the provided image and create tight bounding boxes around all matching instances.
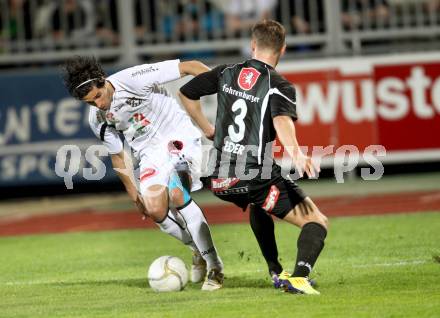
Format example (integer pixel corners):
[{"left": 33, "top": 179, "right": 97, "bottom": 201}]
[{"left": 61, "top": 55, "right": 106, "bottom": 99}]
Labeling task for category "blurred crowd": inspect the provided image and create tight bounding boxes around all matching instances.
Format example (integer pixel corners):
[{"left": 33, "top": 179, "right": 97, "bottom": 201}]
[
  {"left": 0, "top": 0, "right": 119, "bottom": 46},
  {"left": 0, "top": 0, "right": 439, "bottom": 53}
]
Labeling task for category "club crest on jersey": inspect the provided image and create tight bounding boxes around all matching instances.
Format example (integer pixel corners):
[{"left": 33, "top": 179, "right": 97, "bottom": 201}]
[
  {"left": 105, "top": 112, "right": 119, "bottom": 125},
  {"left": 237, "top": 67, "right": 261, "bottom": 91},
  {"left": 129, "top": 113, "right": 150, "bottom": 128}
]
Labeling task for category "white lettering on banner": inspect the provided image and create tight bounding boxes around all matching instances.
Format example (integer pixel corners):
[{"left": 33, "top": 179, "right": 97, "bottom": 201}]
[
  {"left": 0, "top": 107, "right": 31, "bottom": 145},
  {"left": 1, "top": 156, "right": 15, "bottom": 180},
  {"left": 0, "top": 97, "right": 89, "bottom": 146},
  {"left": 34, "top": 101, "right": 54, "bottom": 133},
  {"left": 55, "top": 98, "right": 82, "bottom": 136},
  {"left": 0, "top": 154, "right": 56, "bottom": 181},
  {"left": 377, "top": 78, "right": 409, "bottom": 120},
  {"left": 295, "top": 66, "right": 440, "bottom": 125},
  {"left": 18, "top": 155, "right": 38, "bottom": 178},
  {"left": 297, "top": 82, "right": 339, "bottom": 124},
  {"left": 342, "top": 80, "right": 375, "bottom": 123},
  {"left": 39, "top": 154, "right": 54, "bottom": 178},
  {"left": 407, "top": 67, "right": 434, "bottom": 119}
]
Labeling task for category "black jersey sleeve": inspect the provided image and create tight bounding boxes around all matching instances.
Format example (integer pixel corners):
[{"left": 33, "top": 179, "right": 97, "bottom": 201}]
[
  {"left": 270, "top": 81, "right": 298, "bottom": 121},
  {"left": 180, "top": 65, "right": 226, "bottom": 100}
]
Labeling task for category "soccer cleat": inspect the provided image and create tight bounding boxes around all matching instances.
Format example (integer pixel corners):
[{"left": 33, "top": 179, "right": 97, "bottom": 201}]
[
  {"left": 308, "top": 277, "right": 317, "bottom": 288},
  {"left": 271, "top": 270, "right": 291, "bottom": 289},
  {"left": 190, "top": 251, "right": 207, "bottom": 283},
  {"left": 201, "top": 268, "right": 224, "bottom": 291},
  {"left": 281, "top": 276, "right": 320, "bottom": 295}
]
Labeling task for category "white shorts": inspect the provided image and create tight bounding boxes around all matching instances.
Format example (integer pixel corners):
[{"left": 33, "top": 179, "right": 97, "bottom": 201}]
[{"left": 138, "top": 136, "right": 203, "bottom": 196}]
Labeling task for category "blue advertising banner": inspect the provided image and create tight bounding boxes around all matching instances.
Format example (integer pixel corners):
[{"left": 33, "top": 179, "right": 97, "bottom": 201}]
[{"left": 0, "top": 70, "right": 118, "bottom": 187}]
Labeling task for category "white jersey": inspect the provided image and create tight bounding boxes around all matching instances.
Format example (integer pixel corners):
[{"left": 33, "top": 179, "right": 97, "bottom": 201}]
[{"left": 88, "top": 59, "right": 201, "bottom": 157}]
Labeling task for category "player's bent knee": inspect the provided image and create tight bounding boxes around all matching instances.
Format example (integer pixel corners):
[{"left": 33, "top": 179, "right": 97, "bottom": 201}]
[
  {"left": 284, "top": 207, "right": 328, "bottom": 229},
  {"left": 169, "top": 188, "right": 185, "bottom": 207},
  {"left": 144, "top": 198, "right": 168, "bottom": 222},
  {"left": 307, "top": 208, "right": 328, "bottom": 230},
  {"left": 145, "top": 205, "right": 168, "bottom": 222},
  {"left": 304, "top": 198, "right": 329, "bottom": 229}
]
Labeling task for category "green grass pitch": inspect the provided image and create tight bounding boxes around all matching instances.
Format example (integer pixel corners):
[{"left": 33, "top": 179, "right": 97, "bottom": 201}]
[{"left": 1, "top": 212, "right": 439, "bottom": 318}]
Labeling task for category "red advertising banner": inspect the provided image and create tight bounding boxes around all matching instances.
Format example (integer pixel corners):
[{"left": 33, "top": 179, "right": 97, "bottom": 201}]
[{"left": 275, "top": 56, "right": 440, "bottom": 161}]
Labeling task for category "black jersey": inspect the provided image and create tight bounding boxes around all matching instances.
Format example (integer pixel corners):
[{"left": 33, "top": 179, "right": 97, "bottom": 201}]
[{"left": 181, "top": 59, "right": 297, "bottom": 180}]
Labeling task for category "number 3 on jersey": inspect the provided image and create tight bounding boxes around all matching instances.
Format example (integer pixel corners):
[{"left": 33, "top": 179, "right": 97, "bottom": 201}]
[{"left": 228, "top": 99, "right": 247, "bottom": 143}]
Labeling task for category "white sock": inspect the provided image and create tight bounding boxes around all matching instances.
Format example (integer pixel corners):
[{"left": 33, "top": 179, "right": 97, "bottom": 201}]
[
  {"left": 156, "top": 210, "right": 197, "bottom": 251},
  {"left": 177, "top": 200, "right": 223, "bottom": 271}
]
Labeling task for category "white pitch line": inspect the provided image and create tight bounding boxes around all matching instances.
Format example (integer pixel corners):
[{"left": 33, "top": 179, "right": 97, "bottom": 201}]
[
  {"left": 2, "top": 278, "right": 120, "bottom": 286},
  {"left": 3, "top": 279, "right": 68, "bottom": 286},
  {"left": 1, "top": 261, "right": 430, "bottom": 286},
  {"left": 352, "top": 260, "right": 428, "bottom": 268},
  {"left": 1, "top": 270, "right": 267, "bottom": 286}
]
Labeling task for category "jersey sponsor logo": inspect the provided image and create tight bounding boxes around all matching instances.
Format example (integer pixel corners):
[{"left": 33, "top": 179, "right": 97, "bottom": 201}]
[
  {"left": 140, "top": 168, "right": 157, "bottom": 182},
  {"left": 131, "top": 66, "right": 159, "bottom": 77},
  {"left": 211, "top": 177, "right": 240, "bottom": 192},
  {"left": 237, "top": 67, "right": 261, "bottom": 91},
  {"left": 125, "top": 97, "right": 143, "bottom": 107},
  {"left": 222, "top": 84, "right": 260, "bottom": 103},
  {"left": 262, "top": 185, "right": 280, "bottom": 213},
  {"left": 215, "top": 187, "right": 249, "bottom": 195}
]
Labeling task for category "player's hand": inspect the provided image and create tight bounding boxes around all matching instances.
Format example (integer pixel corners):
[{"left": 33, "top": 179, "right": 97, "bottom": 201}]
[
  {"left": 294, "top": 153, "right": 320, "bottom": 178},
  {"left": 204, "top": 125, "right": 215, "bottom": 141}
]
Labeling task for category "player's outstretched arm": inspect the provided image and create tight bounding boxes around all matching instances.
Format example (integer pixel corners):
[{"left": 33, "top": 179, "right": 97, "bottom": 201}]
[
  {"left": 178, "top": 91, "right": 215, "bottom": 140},
  {"left": 273, "top": 115, "right": 319, "bottom": 178},
  {"left": 179, "top": 67, "right": 221, "bottom": 139},
  {"left": 110, "top": 151, "right": 147, "bottom": 216},
  {"left": 178, "top": 60, "right": 210, "bottom": 77}
]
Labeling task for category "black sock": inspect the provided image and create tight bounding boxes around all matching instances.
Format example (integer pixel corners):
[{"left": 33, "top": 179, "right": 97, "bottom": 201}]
[
  {"left": 249, "top": 204, "right": 283, "bottom": 275},
  {"left": 292, "top": 222, "right": 327, "bottom": 277}
]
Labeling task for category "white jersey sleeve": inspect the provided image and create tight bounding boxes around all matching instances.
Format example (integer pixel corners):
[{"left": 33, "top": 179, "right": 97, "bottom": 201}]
[
  {"left": 88, "top": 107, "right": 123, "bottom": 154},
  {"left": 107, "top": 59, "right": 181, "bottom": 95}
]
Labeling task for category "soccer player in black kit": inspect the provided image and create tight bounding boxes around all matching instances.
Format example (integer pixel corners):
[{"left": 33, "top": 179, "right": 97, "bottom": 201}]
[{"left": 179, "top": 20, "right": 328, "bottom": 294}]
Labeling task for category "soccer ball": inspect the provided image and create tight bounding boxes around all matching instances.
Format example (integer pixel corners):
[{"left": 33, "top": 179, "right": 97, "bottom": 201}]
[{"left": 147, "top": 256, "right": 189, "bottom": 292}]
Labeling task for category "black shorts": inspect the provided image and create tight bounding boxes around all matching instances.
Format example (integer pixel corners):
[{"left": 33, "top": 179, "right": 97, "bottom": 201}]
[
  {"left": 203, "top": 171, "right": 306, "bottom": 219},
  {"left": 249, "top": 177, "right": 307, "bottom": 219},
  {"left": 205, "top": 177, "right": 249, "bottom": 211}
]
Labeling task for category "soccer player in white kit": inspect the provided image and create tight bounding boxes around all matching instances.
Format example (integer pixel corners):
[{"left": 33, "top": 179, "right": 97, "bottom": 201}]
[{"left": 62, "top": 56, "right": 223, "bottom": 290}]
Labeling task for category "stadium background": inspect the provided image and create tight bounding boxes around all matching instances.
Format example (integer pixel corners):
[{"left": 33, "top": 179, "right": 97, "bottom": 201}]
[
  {"left": 0, "top": 1, "right": 439, "bottom": 317},
  {"left": 1, "top": 0, "right": 439, "bottom": 206}
]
